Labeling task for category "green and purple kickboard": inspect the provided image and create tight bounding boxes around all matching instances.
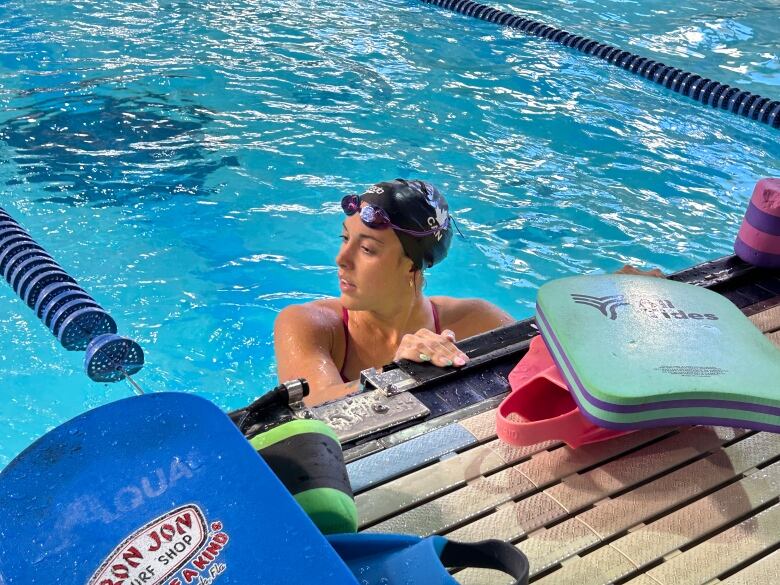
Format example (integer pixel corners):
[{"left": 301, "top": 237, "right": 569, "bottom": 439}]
[{"left": 535, "top": 275, "right": 780, "bottom": 432}]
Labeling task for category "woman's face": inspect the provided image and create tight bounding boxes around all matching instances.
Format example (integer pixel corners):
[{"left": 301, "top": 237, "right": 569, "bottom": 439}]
[{"left": 336, "top": 207, "right": 413, "bottom": 310}]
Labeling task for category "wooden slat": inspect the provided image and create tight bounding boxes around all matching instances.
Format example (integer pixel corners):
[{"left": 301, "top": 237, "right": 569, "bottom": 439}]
[
  {"left": 488, "top": 429, "right": 757, "bottom": 579},
  {"left": 357, "top": 437, "right": 556, "bottom": 527},
  {"left": 638, "top": 503, "right": 780, "bottom": 585},
  {"left": 520, "top": 518, "right": 601, "bottom": 575},
  {"left": 749, "top": 304, "right": 780, "bottom": 333},
  {"left": 530, "top": 442, "right": 780, "bottom": 584},
  {"left": 459, "top": 436, "right": 780, "bottom": 584},
  {"left": 364, "top": 429, "right": 669, "bottom": 537},
  {"left": 577, "top": 431, "right": 780, "bottom": 539},
  {"left": 516, "top": 428, "right": 671, "bottom": 488},
  {"left": 446, "top": 491, "right": 567, "bottom": 543},
  {"left": 364, "top": 465, "right": 535, "bottom": 536},
  {"left": 423, "top": 462, "right": 780, "bottom": 585},
  {"left": 517, "top": 544, "right": 646, "bottom": 585},
  {"left": 489, "top": 437, "right": 561, "bottom": 468},
  {"left": 458, "top": 407, "right": 502, "bottom": 441},
  {"left": 356, "top": 443, "right": 504, "bottom": 527},
  {"left": 446, "top": 426, "right": 754, "bottom": 544},
  {"left": 719, "top": 547, "right": 780, "bottom": 585},
  {"left": 451, "top": 567, "right": 516, "bottom": 585},
  {"left": 614, "top": 461, "right": 780, "bottom": 571},
  {"left": 544, "top": 426, "right": 747, "bottom": 513},
  {"left": 347, "top": 423, "right": 477, "bottom": 492},
  {"left": 456, "top": 542, "right": 637, "bottom": 585},
  {"left": 616, "top": 577, "right": 662, "bottom": 585},
  {"left": 355, "top": 403, "right": 561, "bottom": 527}
]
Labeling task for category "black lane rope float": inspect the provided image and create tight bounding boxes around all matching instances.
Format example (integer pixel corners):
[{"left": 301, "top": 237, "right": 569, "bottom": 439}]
[
  {"left": 421, "top": 0, "right": 780, "bottom": 129},
  {"left": 0, "top": 206, "right": 145, "bottom": 391}
]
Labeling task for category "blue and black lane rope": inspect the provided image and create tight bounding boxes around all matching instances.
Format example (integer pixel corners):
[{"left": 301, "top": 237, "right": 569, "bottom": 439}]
[
  {"left": 0, "top": 206, "right": 144, "bottom": 385},
  {"left": 422, "top": 0, "right": 780, "bottom": 129}
]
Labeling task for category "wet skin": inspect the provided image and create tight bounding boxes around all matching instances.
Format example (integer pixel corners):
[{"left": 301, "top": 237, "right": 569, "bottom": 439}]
[
  {"left": 273, "top": 208, "right": 514, "bottom": 405},
  {"left": 274, "top": 208, "right": 664, "bottom": 406}
]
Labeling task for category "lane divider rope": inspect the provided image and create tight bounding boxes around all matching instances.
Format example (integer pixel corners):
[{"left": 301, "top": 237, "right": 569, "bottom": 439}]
[
  {"left": 422, "top": 0, "right": 780, "bottom": 129},
  {"left": 0, "top": 206, "right": 145, "bottom": 386}
]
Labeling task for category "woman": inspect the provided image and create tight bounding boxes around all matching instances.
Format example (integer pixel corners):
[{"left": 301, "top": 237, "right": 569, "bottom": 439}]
[{"left": 274, "top": 179, "right": 515, "bottom": 406}]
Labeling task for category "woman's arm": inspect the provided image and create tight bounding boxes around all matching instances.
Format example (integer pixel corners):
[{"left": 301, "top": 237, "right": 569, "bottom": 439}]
[
  {"left": 274, "top": 298, "right": 515, "bottom": 406},
  {"left": 435, "top": 297, "right": 515, "bottom": 340},
  {"left": 273, "top": 304, "right": 360, "bottom": 406}
]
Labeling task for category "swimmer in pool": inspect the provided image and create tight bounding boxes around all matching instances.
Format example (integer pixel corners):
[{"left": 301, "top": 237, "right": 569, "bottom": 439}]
[{"left": 274, "top": 179, "right": 514, "bottom": 406}]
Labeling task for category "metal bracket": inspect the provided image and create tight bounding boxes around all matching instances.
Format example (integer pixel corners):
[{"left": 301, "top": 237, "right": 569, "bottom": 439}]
[
  {"left": 288, "top": 400, "right": 315, "bottom": 420},
  {"left": 360, "top": 367, "right": 418, "bottom": 396},
  {"left": 312, "top": 389, "right": 430, "bottom": 443}
]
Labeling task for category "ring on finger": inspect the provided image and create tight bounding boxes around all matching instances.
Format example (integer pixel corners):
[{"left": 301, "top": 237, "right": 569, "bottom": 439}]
[{"left": 419, "top": 353, "right": 432, "bottom": 362}]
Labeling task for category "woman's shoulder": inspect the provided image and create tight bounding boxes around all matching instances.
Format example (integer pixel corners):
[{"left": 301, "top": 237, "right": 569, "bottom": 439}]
[
  {"left": 273, "top": 299, "right": 349, "bottom": 390},
  {"left": 429, "top": 295, "right": 495, "bottom": 313},
  {"left": 274, "top": 299, "right": 344, "bottom": 336},
  {"left": 429, "top": 295, "right": 509, "bottom": 319},
  {"left": 429, "top": 295, "right": 514, "bottom": 338}
]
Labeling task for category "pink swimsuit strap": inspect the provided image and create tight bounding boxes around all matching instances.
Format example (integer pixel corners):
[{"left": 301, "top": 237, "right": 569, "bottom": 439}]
[
  {"left": 431, "top": 300, "right": 441, "bottom": 335},
  {"left": 339, "top": 300, "right": 441, "bottom": 382},
  {"left": 340, "top": 307, "right": 351, "bottom": 383}
]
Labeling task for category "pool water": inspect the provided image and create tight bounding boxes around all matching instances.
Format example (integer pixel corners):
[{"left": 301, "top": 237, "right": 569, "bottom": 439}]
[{"left": 0, "top": 0, "right": 778, "bottom": 467}]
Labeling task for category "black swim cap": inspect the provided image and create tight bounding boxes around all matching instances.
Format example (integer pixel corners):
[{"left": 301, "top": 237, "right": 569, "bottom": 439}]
[{"left": 359, "top": 179, "right": 453, "bottom": 270}]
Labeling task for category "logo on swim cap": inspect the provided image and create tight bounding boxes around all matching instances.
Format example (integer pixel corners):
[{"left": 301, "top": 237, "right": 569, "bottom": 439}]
[
  {"left": 356, "top": 178, "right": 453, "bottom": 269},
  {"left": 363, "top": 185, "right": 385, "bottom": 196},
  {"left": 418, "top": 181, "right": 449, "bottom": 242},
  {"left": 428, "top": 207, "right": 449, "bottom": 242}
]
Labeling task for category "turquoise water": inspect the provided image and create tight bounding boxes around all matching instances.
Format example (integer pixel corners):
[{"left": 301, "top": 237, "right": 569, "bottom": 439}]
[{"left": 0, "top": 0, "right": 778, "bottom": 468}]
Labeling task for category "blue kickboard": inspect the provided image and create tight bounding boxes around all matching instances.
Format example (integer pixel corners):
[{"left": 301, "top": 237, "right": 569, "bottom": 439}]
[{"left": 0, "top": 392, "right": 358, "bottom": 585}]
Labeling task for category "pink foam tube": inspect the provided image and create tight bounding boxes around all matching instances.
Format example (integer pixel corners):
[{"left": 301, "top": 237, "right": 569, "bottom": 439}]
[{"left": 734, "top": 178, "right": 780, "bottom": 268}]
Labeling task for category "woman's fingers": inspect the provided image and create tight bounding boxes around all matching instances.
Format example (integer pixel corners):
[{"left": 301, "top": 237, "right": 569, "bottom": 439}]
[
  {"left": 438, "top": 330, "right": 468, "bottom": 362},
  {"left": 416, "top": 328, "right": 468, "bottom": 366},
  {"left": 429, "top": 338, "right": 467, "bottom": 367},
  {"left": 616, "top": 264, "right": 666, "bottom": 278},
  {"left": 393, "top": 340, "right": 429, "bottom": 364},
  {"left": 394, "top": 329, "right": 469, "bottom": 367},
  {"left": 434, "top": 329, "right": 467, "bottom": 366}
]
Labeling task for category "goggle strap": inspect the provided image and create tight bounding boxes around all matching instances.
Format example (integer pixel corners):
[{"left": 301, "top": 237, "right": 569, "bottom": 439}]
[
  {"left": 451, "top": 216, "right": 467, "bottom": 240},
  {"left": 342, "top": 194, "right": 451, "bottom": 237}
]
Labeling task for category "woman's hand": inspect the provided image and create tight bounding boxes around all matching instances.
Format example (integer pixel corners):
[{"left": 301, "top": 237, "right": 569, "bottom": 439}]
[
  {"left": 393, "top": 328, "right": 470, "bottom": 368},
  {"left": 615, "top": 264, "right": 666, "bottom": 278}
]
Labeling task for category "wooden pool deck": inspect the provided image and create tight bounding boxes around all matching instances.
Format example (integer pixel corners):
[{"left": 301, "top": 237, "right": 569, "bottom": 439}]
[{"left": 342, "top": 258, "right": 780, "bottom": 584}]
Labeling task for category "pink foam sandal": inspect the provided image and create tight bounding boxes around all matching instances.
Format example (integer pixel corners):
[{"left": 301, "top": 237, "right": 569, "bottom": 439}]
[{"left": 496, "top": 336, "right": 632, "bottom": 448}]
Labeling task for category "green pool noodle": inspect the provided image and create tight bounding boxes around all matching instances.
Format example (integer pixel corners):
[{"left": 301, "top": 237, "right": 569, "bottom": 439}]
[{"left": 250, "top": 418, "right": 358, "bottom": 534}]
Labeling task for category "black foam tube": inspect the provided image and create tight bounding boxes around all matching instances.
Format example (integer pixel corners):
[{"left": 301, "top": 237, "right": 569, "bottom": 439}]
[
  {"left": 421, "top": 0, "right": 780, "bottom": 129},
  {"left": 0, "top": 207, "right": 117, "bottom": 350}
]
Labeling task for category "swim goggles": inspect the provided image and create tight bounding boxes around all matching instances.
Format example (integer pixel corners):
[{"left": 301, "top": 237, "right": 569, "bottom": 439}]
[{"left": 341, "top": 194, "right": 450, "bottom": 237}]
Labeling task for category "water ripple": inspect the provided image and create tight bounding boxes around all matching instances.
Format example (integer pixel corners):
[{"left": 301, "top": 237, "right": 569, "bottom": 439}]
[{"left": 0, "top": 0, "right": 778, "bottom": 467}]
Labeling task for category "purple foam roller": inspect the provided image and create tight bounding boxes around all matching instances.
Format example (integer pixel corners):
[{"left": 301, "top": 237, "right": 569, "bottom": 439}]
[{"left": 734, "top": 178, "right": 780, "bottom": 268}]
